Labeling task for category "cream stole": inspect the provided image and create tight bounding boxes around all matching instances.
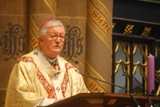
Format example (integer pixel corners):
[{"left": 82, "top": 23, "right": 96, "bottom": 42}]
[{"left": 30, "top": 48, "right": 64, "bottom": 99}]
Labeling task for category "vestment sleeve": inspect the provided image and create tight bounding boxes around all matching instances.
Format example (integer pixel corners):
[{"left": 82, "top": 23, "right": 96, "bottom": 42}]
[
  {"left": 67, "top": 68, "right": 90, "bottom": 95},
  {"left": 5, "top": 60, "right": 50, "bottom": 107}
]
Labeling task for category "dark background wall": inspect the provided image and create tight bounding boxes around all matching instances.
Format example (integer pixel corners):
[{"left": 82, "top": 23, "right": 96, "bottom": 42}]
[
  {"left": 113, "top": 0, "right": 160, "bottom": 23},
  {"left": 112, "top": 0, "right": 160, "bottom": 94}
]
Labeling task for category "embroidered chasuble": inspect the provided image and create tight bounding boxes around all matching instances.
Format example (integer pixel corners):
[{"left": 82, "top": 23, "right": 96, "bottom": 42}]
[{"left": 5, "top": 48, "right": 89, "bottom": 107}]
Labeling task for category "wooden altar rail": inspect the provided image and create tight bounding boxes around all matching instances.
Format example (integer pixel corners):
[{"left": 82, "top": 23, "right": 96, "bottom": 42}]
[{"left": 46, "top": 93, "right": 160, "bottom": 107}]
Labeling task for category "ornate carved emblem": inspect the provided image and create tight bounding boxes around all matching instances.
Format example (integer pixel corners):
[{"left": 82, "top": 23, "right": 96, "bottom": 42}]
[
  {"left": 123, "top": 24, "right": 134, "bottom": 35},
  {"left": 61, "top": 25, "right": 83, "bottom": 64},
  {"left": 0, "top": 23, "right": 26, "bottom": 61}
]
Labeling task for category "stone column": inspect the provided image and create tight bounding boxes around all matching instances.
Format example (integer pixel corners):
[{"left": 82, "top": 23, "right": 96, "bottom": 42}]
[
  {"left": 0, "top": 0, "right": 29, "bottom": 88},
  {"left": 56, "top": 0, "right": 87, "bottom": 73},
  {"left": 86, "top": 0, "right": 113, "bottom": 92},
  {"left": 29, "top": 0, "right": 56, "bottom": 50}
]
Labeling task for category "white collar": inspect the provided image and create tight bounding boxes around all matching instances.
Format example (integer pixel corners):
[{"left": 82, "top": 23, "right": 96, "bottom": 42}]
[{"left": 40, "top": 50, "right": 58, "bottom": 65}]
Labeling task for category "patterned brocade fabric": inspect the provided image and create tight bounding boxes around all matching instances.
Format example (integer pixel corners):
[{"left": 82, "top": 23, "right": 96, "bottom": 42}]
[{"left": 5, "top": 48, "right": 89, "bottom": 107}]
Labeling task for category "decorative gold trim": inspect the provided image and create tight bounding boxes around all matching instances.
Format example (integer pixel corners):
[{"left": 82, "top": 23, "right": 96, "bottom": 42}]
[
  {"left": 155, "top": 45, "right": 159, "bottom": 57},
  {"left": 107, "top": 98, "right": 117, "bottom": 105},
  {"left": 156, "top": 85, "right": 160, "bottom": 96},
  {"left": 141, "top": 27, "right": 151, "bottom": 37},
  {"left": 123, "top": 24, "right": 134, "bottom": 35},
  {"left": 43, "top": 0, "right": 56, "bottom": 17},
  {"left": 114, "top": 42, "right": 148, "bottom": 91},
  {"left": 29, "top": 16, "right": 39, "bottom": 50},
  {"left": 112, "top": 23, "right": 116, "bottom": 30},
  {"left": 86, "top": 62, "right": 110, "bottom": 92}
]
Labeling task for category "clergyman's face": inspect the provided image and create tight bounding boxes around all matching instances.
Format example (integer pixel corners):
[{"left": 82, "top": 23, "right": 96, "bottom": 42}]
[{"left": 39, "top": 26, "right": 65, "bottom": 58}]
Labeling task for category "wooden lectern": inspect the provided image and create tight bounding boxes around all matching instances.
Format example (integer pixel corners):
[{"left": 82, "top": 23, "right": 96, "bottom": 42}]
[{"left": 46, "top": 93, "right": 160, "bottom": 107}]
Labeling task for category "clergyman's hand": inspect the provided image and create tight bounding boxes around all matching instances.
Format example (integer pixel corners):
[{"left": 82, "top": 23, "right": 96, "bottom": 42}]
[{"left": 54, "top": 98, "right": 65, "bottom": 103}]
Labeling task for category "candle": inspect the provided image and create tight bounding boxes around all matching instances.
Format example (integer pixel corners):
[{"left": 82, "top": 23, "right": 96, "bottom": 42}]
[{"left": 147, "top": 53, "right": 155, "bottom": 95}]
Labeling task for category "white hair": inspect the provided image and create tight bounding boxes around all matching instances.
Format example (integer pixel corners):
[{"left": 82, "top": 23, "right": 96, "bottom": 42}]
[{"left": 39, "top": 20, "right": 65, "bottom": 36}]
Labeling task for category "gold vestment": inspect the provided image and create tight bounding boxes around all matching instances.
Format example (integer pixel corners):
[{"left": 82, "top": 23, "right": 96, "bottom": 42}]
[{"left": 5, "top": 48, "right": 89, "bottom": 107}]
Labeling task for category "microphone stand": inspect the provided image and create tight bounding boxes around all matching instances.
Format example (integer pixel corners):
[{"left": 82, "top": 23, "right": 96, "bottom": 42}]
[
  {"left": 122, "top": 74, "right": 153, "bottom": 107},
  {"left": 75, "top": 70, "right": 140, "bottom": 107}
]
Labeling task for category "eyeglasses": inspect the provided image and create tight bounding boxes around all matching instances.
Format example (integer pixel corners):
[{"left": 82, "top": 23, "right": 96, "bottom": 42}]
[{"left": 46, "top": 34, "right": 65, "bottom": 41}]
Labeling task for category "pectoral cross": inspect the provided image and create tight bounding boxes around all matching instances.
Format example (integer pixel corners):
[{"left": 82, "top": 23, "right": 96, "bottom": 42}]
[{"left": 56, "top": 86, "right": 60, "bottom": 92}]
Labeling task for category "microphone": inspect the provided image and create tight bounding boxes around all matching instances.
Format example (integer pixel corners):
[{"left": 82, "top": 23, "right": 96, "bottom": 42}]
[
  {"left": 122, "top": 74, "right": 153, "bottom": 107},
  {"left": 75, "top": 69, "right": 140, "bottom": 107}
]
